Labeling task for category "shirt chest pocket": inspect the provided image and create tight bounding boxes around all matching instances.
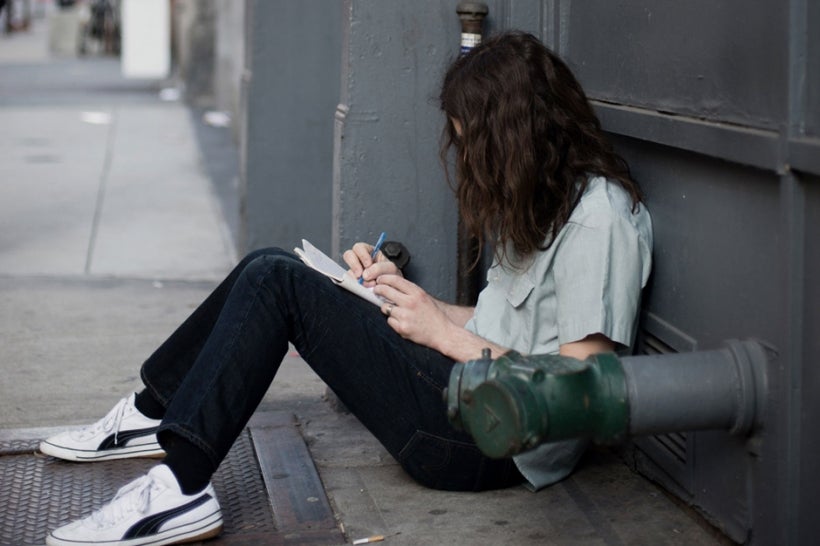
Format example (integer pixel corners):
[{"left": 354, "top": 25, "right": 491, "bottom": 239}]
[{"left": 505, "top": 275, "right": 535, "bottom": 309}]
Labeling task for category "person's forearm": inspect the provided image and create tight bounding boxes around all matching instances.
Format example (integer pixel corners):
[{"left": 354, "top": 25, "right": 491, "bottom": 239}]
[
  {"left": 430, "top": 299, "right": 507, "bottom": 362},
  {"left": 434, "top": 321, "right": 509, "bottom": 363},
  {"left": 432, "top": 299, "right": 475, "bottom": 328}
]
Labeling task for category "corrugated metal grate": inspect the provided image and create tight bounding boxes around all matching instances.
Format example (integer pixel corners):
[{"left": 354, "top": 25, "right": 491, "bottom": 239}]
[
  {"left": 634, "top": 313, "right": 697, "bottom": 495},
  {"left": 0, "top": 415, "right": 343, "bottom": 546}
]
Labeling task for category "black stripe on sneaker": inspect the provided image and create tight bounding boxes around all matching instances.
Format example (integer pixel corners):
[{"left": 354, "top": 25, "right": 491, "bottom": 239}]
[
  {"left": 97, "top": 427, "right": 159, "bottom": 451},
  {"left": 123, "top": 494, "right": 213, "bottom": 539}
]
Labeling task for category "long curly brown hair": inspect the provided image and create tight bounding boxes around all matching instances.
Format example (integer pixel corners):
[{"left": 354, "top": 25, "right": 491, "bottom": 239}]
[{"left": 440, "top": 31, "right": 642, "bottom": 263}]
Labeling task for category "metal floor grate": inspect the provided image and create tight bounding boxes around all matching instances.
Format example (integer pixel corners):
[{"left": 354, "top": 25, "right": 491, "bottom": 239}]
[{"left": 0, "top": 414, "right": 343, "bottom": 546}]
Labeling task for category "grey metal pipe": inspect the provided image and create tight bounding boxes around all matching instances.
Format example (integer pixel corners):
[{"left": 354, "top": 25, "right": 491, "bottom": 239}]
[{"left": 619, "top": 339, "right": 771, "bottom": 437}]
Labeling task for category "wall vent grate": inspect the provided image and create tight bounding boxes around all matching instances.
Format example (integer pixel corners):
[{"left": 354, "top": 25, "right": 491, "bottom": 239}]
[{"left": 633, "top": 312, "right": 697, "bottom": 495}]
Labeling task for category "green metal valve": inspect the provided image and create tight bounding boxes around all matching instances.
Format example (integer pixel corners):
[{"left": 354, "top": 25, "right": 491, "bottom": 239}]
[
  {"left": 445, "top": 340, "right": 771, "bottom": 460},
  {"left": 445, "top": 349, "right": 629, "bottom": 459}
]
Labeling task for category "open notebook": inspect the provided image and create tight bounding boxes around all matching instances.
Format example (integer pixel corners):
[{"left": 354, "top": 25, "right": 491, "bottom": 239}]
[{"left": 294, "top": 239, "right": 384, "bottom": 307}]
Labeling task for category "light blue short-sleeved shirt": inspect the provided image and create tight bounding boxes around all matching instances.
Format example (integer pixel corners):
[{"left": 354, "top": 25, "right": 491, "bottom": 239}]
[{"left": 464, "top": 176, "right": 653, "bottom": 490}]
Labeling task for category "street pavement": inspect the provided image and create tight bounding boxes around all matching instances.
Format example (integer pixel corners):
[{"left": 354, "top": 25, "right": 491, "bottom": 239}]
[{"left": 0, "top": 13, "right": 727, "bottom": 546}]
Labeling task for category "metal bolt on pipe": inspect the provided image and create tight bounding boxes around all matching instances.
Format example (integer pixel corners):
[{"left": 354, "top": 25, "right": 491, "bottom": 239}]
[{"left": 445, "top": 340, "right": 773, "bottom": 459}]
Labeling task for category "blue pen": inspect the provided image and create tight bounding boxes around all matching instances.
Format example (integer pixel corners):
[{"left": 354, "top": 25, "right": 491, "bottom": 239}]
[
  {"left": 359, "top": 231, "right": 387, "bottom": 284},
  {"left": 370, "top": 231, "right": 387, "bottom": 259}
]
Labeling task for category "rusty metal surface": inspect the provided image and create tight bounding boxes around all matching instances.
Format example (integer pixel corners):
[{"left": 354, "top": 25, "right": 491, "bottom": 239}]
[{"left": 0, "top": 417, "right": 343, "bottom": 546}]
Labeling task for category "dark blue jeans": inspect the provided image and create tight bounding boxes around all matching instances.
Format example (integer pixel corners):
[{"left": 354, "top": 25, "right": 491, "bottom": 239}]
[{"left": 140, "top": 248, "right": 521, "bottom": 491}]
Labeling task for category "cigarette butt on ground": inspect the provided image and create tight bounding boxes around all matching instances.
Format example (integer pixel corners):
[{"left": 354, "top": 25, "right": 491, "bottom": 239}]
[{"left": 353, "top": 535, "right": 385, "bottom": 545}]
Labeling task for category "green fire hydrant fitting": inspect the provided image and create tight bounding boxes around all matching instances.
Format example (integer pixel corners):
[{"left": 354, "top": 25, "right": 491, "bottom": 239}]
[{"left": 445, "top": 340, "right": 771, "bottom": 459}]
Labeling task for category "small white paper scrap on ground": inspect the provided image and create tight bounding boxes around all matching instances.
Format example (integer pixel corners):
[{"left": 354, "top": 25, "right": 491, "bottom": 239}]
[
  {"left": 203, "top": 110, "right": 231, "bottom": 128},
  {"left": 80, "top": 111, "right": 112, "bottom": 125},
  {"left": 353, "top": 536, "right": 384, "bottom": 545}
]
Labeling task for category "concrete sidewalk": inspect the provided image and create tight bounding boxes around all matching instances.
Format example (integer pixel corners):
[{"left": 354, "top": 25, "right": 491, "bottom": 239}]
[{"left": 0, "top": 15, "right": 728, "bottom": 546}]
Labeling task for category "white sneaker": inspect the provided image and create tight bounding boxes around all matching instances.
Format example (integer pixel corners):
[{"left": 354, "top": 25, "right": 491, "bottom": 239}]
[
  {"left": 46, "top": 464, "right": 223, "bottom": 546},
  {"left": 40, "top": 393, "right": 165, "bottom": 462}
]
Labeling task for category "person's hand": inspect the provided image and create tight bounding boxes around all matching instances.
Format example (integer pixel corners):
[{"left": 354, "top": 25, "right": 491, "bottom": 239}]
[
  {"left": 373, "top": 274, "right": 453, "bottom": 350},
  {"left": 342, "top": 242, "right": 402, "bottom": 287}
]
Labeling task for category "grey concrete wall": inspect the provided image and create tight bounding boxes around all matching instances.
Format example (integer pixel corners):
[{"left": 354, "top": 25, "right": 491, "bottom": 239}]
[
  {"left": 334, "top": 0, "right": 462, "bottom": 298},
  {"left": 172, "top": 0, "right": 215, "bottom": 105},
  {"left": 170, "top": 1, "right": 192, "bottom": 77},
  {"left": 214, "top": 0, "right": 245, "bottom": 136},
  {"left": 241, "top": 0, "right": 342, "bottom": 253}
]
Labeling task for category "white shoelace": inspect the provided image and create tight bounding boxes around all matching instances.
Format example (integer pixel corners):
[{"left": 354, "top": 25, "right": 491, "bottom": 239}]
[
  {"left": 70, "top": 396, "right": 130, "bottom": 445},
  {"left": 87, "top": 474, "right": 160, "bottom": 530}
]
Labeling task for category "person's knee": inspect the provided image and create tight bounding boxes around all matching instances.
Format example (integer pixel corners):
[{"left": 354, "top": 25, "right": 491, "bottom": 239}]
[
  {"left": 240, "top": 251, "right": 296, "bottom": 286},
  {"left": 239, "top": 247, "right": 288, "bottom": 267}
]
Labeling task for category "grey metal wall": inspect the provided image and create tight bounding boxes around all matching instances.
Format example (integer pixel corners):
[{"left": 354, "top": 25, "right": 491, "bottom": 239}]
[
  {"left": 333, "top": 0, "right": 817, "bottom": 544},
  {"left": 489, "top": 1, "right": 816, "bottom": 544},
  {"left": 241, "top": 0, "right": 342, "bottom": 253}
]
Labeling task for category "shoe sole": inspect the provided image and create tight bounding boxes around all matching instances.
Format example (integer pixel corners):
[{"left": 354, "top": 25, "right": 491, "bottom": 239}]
[
  {"left": 39, "top": 440, "right": 166, "bottom": 462},
  {"left": 46, "top": 511, "right": 223, "bottom": 546}
]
